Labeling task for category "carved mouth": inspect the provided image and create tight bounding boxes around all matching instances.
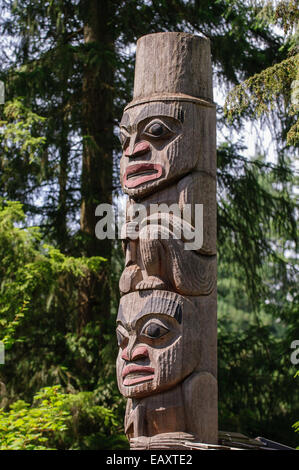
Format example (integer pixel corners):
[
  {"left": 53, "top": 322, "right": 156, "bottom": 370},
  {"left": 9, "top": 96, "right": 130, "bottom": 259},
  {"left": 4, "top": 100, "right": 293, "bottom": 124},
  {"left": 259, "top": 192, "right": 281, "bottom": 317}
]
[
  {"left": 127, "top": 169, "right": 156, "bottom": 179},
  {"left": 124, "top": 163, "right": 162, "bottom": 188},
  {"left": 122, "top": 364, "right": 155, "bottom": 386}
]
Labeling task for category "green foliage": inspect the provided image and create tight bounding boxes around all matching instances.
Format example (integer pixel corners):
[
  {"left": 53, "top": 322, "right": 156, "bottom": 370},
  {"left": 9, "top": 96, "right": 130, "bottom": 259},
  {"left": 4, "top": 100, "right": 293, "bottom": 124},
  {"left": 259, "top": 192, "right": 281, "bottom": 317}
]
[
  {"left": 0, "top": 98, "right": 48, "bottom": 214},
  {"left": 0, "top": 386, "right": 70, "bottom": 450},
  {"left": 224, "top": 55, "right": 298, "bottom": 118},
  {"left": 256, "top": 0, "right": 299, "bottom": 35},
  {"left": 0, "top": 98, "right": 46, "bottom": 163},
  {"left": 224, "top": 0, "right": 299, "bottom": 146},
  {"left": 217, "top": 140, "right": 298, "bottom": 446},
  {"left": 218, "top": 5, "right": 299, "bottom": 443},
  {"left": 0, "top": 199, "right": 105, "bottom": 350},
  {"left": 0, "top": 199, "right": 114, "bottom": 407},
  {"left": 0, "top": 0, "right": 298, "bottom": 450},
  {"left": 0, "top": 385, "right": 127, "bottom": 450},
  {"left": 218, "top": 300, "right": 299, "bottom": 446},
  {"left": 218, "top": 252, "right": 299, "bottom": 447},
  {"left": 217, "top": 143, "right": 297, "bottom": 306},
  {"left": 0, "top": 200, "right": 127, "bottom": 449}
]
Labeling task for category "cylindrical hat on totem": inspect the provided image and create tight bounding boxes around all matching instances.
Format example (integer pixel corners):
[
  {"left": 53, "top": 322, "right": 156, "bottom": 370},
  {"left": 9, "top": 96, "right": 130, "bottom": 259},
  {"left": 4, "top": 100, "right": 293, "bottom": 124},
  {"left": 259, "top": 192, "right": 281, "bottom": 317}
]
[{"left": 125, "top": 32, "right": 214, "bottom": 111}]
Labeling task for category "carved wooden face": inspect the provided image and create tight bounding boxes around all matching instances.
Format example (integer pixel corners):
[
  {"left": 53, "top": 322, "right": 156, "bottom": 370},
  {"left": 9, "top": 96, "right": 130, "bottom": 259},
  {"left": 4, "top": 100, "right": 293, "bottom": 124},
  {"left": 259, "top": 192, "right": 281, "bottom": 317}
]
[
  {"left": 119, "top": 101, "right": 200, "bottom": 199},
  {"left": 116, "top": 290, "right": 201, "bottom": 398}
]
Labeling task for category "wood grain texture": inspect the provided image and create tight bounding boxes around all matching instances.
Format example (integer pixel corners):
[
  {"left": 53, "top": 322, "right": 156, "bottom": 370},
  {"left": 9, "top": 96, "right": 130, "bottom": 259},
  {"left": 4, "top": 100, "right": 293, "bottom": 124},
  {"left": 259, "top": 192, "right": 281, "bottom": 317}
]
[
  {"left": 119, "top": 171, "right": 217, "bottom": 295},
  {"left": 132, "top": 32, "right": 213, "bottom": 103},
  {"left": 116, "top": 32, "right": 217, "bottom": 449}
]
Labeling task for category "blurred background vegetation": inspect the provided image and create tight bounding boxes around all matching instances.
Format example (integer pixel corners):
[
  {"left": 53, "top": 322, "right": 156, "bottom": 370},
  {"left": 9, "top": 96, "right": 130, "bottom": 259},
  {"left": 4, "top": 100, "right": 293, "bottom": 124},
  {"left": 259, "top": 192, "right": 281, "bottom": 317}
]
[{"left": 0, "top": 0, "right": 298, "bottom": 449}]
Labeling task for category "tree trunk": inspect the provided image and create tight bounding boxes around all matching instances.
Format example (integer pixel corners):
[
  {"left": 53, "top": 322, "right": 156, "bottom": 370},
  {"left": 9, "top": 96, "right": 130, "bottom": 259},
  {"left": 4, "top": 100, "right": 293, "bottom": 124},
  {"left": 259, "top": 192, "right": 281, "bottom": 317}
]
[
  {"left": 56, "top": 116, "right": 69, "bottom": 251},
  {"left": 78, "top": 0, "right": 115, "bottom": 335},
  {"left": 80, "top": 0, "right": 114, "bottom": 258}
]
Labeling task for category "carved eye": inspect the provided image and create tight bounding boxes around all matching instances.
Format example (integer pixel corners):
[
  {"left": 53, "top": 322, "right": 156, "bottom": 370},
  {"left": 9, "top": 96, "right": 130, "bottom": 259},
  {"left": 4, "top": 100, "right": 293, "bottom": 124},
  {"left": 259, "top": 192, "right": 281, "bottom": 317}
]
[
  {"left": 119, "top": 129, "right": 129, "bottom": 148},
  {"left": 143, "top": 121, "right": 171, "bottom": 139},
  {"left": 116, "top": 328, "right": 128, "bottom": 348},
  {"left": 141, "top": 321, "right": 169, "bottom": 339}
]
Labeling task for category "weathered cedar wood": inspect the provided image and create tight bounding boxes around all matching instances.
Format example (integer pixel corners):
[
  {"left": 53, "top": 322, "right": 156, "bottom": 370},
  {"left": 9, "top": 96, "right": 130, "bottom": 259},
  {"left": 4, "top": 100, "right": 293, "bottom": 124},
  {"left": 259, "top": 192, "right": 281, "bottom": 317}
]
[{"left": 116, "top": 32, "right": 217, "bottom": 449}]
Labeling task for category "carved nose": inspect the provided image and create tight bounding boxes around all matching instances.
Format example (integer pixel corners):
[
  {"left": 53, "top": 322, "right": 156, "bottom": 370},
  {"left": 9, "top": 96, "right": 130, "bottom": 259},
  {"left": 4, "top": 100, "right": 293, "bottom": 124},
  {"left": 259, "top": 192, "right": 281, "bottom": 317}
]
[
  {"left": 122, "top": 345, "right": 149, "bottom": 361},
  {"left": 124, "top": 141, "right": 150, "bottom": 158}
]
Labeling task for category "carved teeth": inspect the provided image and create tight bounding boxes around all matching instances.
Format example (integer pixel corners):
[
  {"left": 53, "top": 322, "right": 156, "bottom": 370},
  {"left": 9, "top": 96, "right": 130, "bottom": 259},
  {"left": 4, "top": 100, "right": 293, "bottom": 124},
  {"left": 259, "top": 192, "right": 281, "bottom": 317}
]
[
  {"left": 125, "top": 371, "right": 152, "bottom": 379},
  {"left": 127, "top": 169, "right": 157, "bottom": 179}
]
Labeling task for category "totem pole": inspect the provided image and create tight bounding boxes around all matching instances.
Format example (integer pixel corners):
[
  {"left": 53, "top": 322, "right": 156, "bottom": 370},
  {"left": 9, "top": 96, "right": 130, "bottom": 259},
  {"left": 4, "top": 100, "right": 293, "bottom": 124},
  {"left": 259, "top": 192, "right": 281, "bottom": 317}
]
[{"left": 116, "top": 32, "right": 217, "bottom": 449}]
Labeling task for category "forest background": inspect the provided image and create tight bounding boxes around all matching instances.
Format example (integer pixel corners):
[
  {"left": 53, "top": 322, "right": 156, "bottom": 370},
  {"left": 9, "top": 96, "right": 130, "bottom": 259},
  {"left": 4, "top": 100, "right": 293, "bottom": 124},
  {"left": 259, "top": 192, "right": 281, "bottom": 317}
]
[{"left": 0, "top": 0, "right": 298, "bottom": 450}]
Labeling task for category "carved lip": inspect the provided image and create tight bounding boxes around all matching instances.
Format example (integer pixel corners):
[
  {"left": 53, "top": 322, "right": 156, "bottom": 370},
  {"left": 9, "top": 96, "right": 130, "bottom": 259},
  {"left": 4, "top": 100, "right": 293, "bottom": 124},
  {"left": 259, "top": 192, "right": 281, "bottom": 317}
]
[
  {"left": 124, "top": 163, "right": 162, "bottom": 188},
  {"left": 122, "top": 364, "right": 155, "bottom": 386}
]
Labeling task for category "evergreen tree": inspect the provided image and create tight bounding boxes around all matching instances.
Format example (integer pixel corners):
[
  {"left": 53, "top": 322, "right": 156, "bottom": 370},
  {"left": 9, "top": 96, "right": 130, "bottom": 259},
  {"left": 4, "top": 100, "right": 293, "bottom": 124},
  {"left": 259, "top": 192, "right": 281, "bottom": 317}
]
[
  {"left": 219, "top": 0, "right": 298, "bottom": 445},
  {"left": 0, "top": 0, "right": 297, "bottom": 448}
]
